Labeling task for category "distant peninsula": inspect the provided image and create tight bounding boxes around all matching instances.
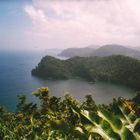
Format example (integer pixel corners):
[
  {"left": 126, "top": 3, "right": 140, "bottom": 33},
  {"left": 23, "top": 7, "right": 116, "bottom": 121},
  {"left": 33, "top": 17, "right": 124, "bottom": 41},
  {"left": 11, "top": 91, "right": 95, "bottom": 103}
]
[
  {"left": 59, "top": 44, "right": 140, "bottom": 59},
  {"left": 32, "top": 55, "right": 140, "bottom": 90}
]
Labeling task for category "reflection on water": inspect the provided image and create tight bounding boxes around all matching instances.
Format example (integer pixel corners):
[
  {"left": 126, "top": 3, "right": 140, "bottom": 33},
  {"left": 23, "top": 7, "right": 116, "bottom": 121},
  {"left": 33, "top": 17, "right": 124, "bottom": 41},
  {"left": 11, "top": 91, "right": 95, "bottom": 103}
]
[{"left": 33, "top": 78, "right": 135, "bottom": 104}]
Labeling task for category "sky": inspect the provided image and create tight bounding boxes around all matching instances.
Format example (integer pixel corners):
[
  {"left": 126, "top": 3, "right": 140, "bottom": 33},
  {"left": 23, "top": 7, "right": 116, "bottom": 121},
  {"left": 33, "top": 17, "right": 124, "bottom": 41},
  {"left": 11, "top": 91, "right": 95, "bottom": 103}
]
[{"left": 1, "top": 0, "right": 140, "bottom": 51}]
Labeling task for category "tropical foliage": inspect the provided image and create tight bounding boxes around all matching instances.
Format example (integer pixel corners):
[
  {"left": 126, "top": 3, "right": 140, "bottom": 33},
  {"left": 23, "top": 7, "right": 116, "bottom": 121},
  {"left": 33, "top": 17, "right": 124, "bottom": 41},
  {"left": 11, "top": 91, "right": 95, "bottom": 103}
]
[
  {"left": 32, "top": 55, "right": 140, "bottom": 90},
  {"left": 0, "top": 87, "right": 140, "bottom": 140}
]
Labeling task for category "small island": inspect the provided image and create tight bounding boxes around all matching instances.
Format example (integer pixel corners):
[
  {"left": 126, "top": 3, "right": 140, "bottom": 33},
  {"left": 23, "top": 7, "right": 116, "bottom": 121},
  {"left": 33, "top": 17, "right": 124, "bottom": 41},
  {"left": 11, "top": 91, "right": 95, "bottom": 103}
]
[{"left": 32, "top": 55, "right": 140, "bottom": 90}]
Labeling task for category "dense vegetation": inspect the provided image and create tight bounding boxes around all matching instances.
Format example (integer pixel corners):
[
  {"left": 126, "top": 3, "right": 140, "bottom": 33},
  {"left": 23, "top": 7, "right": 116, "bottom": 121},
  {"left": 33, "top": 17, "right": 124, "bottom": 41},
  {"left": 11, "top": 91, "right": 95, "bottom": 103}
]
[
  {"left": 32, "top": 55, "right": 140, "bottom": 90},
  {"left": 0, "top": 87, "right": 140, "bottom": 140}
]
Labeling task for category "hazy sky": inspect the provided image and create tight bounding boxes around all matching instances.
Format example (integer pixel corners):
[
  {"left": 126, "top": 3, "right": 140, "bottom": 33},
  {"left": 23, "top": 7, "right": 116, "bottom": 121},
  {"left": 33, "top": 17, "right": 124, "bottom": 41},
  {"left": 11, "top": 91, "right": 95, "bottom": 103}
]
[{"left": 1, "top": 0, "right": 140, "bottom": 50}]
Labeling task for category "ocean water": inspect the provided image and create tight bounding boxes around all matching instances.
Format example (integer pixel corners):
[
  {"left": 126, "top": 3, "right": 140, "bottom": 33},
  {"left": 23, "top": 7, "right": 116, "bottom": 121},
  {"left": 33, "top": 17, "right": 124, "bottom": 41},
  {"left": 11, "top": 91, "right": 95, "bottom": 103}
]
[{"left": 0, "top": 50, "right": 135, "bottom": 111}]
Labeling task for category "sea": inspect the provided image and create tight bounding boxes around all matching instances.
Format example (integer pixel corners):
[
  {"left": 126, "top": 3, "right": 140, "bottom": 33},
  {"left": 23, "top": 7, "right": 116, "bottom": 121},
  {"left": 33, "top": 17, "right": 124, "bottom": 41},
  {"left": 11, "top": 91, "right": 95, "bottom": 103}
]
[{"left": 0, "top": 50, "right": 135, "bottom": 111}]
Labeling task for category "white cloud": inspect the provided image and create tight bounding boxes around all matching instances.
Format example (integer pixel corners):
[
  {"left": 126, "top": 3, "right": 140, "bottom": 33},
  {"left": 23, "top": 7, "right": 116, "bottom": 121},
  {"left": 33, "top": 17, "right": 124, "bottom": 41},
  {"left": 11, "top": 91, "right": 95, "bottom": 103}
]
[{"left": 24, "top": 0, "right": 140, "bottom": 49}]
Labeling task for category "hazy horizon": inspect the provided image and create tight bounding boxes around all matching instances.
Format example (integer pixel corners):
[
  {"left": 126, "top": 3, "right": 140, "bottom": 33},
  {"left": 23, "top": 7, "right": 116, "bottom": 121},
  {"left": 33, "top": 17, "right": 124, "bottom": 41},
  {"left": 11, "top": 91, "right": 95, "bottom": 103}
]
[{"left": 1, "top": 0, "right": 140, "bottom": 51}]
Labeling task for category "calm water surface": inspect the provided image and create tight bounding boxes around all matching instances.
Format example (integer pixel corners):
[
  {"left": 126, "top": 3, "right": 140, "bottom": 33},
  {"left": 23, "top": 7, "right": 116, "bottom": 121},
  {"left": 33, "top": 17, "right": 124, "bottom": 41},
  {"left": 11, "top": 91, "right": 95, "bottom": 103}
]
[{"left": 0, "top": 50, "right": 135, "bottom": 111}]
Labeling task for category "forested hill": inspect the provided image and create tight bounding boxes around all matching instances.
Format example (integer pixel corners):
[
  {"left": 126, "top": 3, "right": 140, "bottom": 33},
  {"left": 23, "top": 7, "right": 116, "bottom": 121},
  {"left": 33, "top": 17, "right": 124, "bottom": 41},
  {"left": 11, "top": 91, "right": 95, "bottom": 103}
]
[{"left": 32, "top": 55, "right": 140, "bottom": 90}]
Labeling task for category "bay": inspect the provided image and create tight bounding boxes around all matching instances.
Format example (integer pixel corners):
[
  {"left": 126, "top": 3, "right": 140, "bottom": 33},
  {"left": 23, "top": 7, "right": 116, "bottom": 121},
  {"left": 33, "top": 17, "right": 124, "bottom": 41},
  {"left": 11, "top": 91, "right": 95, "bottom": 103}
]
[{"left": 0, "top": 50, "right": 135, "bottom": 111}]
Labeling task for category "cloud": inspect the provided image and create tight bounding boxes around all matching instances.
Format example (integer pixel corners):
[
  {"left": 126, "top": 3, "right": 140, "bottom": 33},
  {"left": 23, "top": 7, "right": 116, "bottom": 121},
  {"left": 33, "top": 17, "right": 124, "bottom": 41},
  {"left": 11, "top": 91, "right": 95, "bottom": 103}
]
[
  {"left": 24, "top": 5, "right": 47, "bottom": 24},
  {"left": 24, "top": 0, "right": 140, "bottom": 48}
]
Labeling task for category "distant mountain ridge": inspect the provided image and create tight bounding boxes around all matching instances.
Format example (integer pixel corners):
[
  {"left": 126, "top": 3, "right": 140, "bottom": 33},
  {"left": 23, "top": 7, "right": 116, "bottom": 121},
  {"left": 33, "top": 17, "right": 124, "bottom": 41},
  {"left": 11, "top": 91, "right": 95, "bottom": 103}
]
[
  {"left": 58, "top": 47, "right": 95, "bottom": 57},
  {"left": 59, "top": 44, "right": 140, "bottom": 59}
]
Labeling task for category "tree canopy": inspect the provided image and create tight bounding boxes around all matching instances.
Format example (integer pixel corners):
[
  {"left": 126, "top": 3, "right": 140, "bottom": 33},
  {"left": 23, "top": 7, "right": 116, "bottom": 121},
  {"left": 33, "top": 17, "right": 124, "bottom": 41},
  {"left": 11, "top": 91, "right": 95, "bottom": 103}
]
[{"left": 32, "top": 55, "right": 140, "bottom": 90}]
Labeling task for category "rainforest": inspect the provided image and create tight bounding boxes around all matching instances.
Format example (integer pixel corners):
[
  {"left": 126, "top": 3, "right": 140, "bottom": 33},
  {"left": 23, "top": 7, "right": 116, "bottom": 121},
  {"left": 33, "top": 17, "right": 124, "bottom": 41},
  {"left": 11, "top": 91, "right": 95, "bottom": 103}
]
[
  {"left": 1, "top": 0, "right": 140, "bottom": 139},
  {"left": 32, "top": 55, "right": 140, "bottom": 91}
]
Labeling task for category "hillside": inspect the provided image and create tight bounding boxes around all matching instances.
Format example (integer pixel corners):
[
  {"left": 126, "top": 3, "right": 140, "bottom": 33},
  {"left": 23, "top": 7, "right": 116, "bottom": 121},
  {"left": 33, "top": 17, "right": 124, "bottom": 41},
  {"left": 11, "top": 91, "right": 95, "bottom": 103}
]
[
  {"left": 32, "top": 55, "right": 140, "bottom": 90},
  {"left": 93, "top": 44, "right": 140, "bottom": 57},
  {"left": 59, "top": 44, "right": 140, "bottom": 59},
  {"left": 58, "top": 47, "right": 95, "bottom": 57}
]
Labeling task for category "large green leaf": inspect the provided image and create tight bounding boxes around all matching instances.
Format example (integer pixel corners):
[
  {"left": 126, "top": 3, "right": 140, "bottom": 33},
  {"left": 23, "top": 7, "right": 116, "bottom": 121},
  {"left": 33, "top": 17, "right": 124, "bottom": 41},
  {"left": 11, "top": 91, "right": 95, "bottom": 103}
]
[{"left": 76, "top": 99, "right": 140, "bottom": 140}]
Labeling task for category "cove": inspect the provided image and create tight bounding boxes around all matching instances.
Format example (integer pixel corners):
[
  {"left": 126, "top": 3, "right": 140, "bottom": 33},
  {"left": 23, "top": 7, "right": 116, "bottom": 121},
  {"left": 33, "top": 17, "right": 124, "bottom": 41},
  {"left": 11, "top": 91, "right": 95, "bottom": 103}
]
[{"left": 0, "top": 51, "right": 135, "bottom": 111}]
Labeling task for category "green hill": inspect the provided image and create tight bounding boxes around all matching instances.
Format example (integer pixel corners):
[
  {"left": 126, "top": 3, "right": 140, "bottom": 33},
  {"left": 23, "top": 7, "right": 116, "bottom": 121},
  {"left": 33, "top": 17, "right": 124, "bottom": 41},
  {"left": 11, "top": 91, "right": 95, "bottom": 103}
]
[{"left": 32, "top": 55, "right": 140, "bottom": 90}]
